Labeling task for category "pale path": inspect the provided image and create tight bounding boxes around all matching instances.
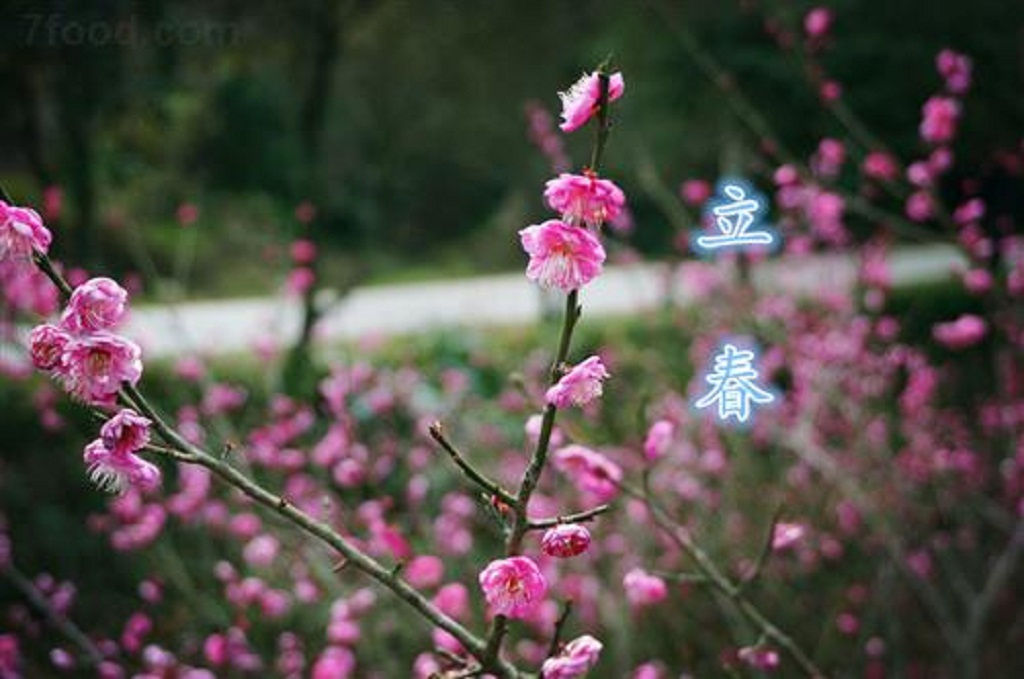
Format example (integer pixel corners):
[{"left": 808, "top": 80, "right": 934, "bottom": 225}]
[{"left": 124, "top": 245, "right": 966, "bottom": 358}]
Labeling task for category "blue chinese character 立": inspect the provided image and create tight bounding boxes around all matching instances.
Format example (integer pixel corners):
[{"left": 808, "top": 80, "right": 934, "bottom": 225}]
[
  {"left": 694, "top": 182, "right": 776, "bottom": 253},
  {"left": 694, "top": 343, "right": 775, "bottom": 425}
]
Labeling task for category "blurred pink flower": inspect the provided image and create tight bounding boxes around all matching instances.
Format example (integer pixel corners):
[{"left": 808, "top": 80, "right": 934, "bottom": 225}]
[
  {"left": 905, "top": 191, "right": 934, "bottom": 222},
  {"left": 772, "top": 522, "right": 806, "bottom": 550},
  {"left": 936, "top": 49, "right": 972, "bottom": 94},
  {"left": 405, "top": 555, "right": 445, "bottom": 588},
  {"left": 932, "top": 314, "right": 986, "bottom": 349},
  {"left": 553, "top": 445, "right": 622, "bottom": 501},
  {"left": 478, "top": 556, "right": 547, "bottom": 619},
  {"left": 680, "top": 179, "right": 712, "bottom": 206},
  {"left": 803, "top": 7, "right": 832, "bottom": 38},
  {"left": 544, "top": 172, "right": 626, "bottom": 228},
  {"left": 623, "top": 568, "right": 668, "bottom": 608},
  {"left": 738, "top": 645, "right": 781, "bottom": 671},
  {"left": 290, "top": 239, "right": 317, "bottom": 264},
  {"left": 541, "top": 523, "right": 592, "bottom": 558},
  {"left": 541, "top": 635, "right": 603, "bottom": 678},
  {"left": 811, "top": 138, "right": 845, "bottom": 178},
  {"left": 643, "top": 419, "right": 675, "bottom": 461},
  {"left": 176, "top": 203, "right": 199, "bottom": 227},
  {"left": 862, "top": 152, "right": 899, "bottom": 182},
  {"left": 919, "top": 96, "right": 960, "bottom": 145},
  {"left": 558, "top": 71, "right": 625, "bottom": 133},
  {"left": 546, "top": 356, "right": 610, "bottom": 408},
  {"left": 520, "top": 219, "right": 606, "bottom": 291}
]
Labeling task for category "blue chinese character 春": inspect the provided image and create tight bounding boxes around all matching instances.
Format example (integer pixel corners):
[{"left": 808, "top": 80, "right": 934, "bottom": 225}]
[{"left": 694, "top": 343, "right": 775, "bottom": 425}]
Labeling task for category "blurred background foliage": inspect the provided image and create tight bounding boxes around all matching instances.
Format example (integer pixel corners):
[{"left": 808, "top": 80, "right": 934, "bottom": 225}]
[{"left": 0, "top": 0, "right": 1022, "bottom": 296}]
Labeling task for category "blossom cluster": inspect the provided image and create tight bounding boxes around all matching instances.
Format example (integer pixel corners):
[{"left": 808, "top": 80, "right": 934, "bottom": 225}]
[{"left": 29, "top": 276, "right": 142, "bottom": 407}]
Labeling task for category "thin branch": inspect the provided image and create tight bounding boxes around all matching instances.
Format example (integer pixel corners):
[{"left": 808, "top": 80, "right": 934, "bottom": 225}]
[
  {"left": 545, "top": 599, "right": 575, "bottom": 660},
  {"left": 1, "top": 565, "right": 105, "bottom": 667},
  {"left": 527, "top": 504, "right": 611, "bottom": 531},
  {"left": 736, "top": 503, "right": 785, "bottom": 594},
  {"left": 618, "top": 480, "right": 826, "bottom": 678},
  {"left": 27, "top": 249, "right": 522, "bottom": 679},
  {"left": 428, "top": 422, "right": 517, "bottom": 506}
]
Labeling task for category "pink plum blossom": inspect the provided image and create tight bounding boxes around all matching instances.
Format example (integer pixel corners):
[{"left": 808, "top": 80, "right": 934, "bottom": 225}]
[
  {"left": 541, "top": 523, "right": 592, "bottom": 558},
  {"left": 772, "top": 522, "right": 807, "bottom": 550},
  {"left": 544, "top": 172, "right": 626, "bottom": 228},
  {"left": 738, "top": 645, "right": 781, "bottom": 671},
  {"left": 28, "top": 323, "right": 70, "bottom": 371},
  {"left": 546, "top": 356, "right": 610, "bottom": 408},
  {"left": 936, "top": 49, "right": 972, "bottom": 94},
  {"left": 680, "top": 179, "right": 712, "bottom": 206},
  {"left": 61, "top": 332, "right": 143, "bottom": 405},
  {"left": 862, "top": 152, "right": 899, "bottom": 182},
  {"left": 478, "top": 556, "right": 547, "bottom": 619},
  {"left": 553, "top": 445, "right": 622, "bottom": 501},
  {"left": 933, "top": 315, "right": 987, "bottom": 349},
  {"left": 0, "top": 201, "right": 51, "bottom": 260},
  {"left": 520, "top": 220, "right": 606, "bottom": 291},
  {"left": 803, "top": 7, "right": 832, "bottom": 38},
  {"left": 919, "top": 97, "right": 960, "bottom": 145},
  {"left": 541, "top": 635, "right": 603, "bottom": 678},
  {"left": 83, "top": 439, "right": 161, "bottom": 494},
  {"left": 558, "top": 71, "right": 625, "bottom": 133},
  {"left": 643, "top": 419, "right": 675, "bottom": 461},
  {"left": 61, "top": 277, "right": 129, "bottom": 333},
  {"left": 623, "top": 568, "right": 668, "bottom": 608},
  {"left": 100, "top": 409, "right": 152, "bottom": 455}
]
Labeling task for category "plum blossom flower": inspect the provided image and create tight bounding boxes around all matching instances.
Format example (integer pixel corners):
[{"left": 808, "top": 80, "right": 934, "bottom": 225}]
[
  {"left": 61, "top": 332, "right": 143, "bottom": 405},
  {"left": 772, "top": 522, "right": 806, "bottom": 550},
  {"left": 553, "top": 445, "right": 622, "bottom": 501},
  {"left": 28, "top": 323, "right": 70, "bottom": 371},
  {"left": 623, "top": 568, "right": 668, "bottom": 608},
  {"left": 83, "top": 439, "right": 160, "bottom": 494},
  {"left": 558, "top": 71, "right": 625, "bottom": 133},
  {"left": 737, "top": 645, "right": 781, "bottom": 671},
  {"left": 541, "top": 523, "right": 591, "bottom": 558},
  {"left": 932, "top": 314, "right": 987, "bottom": 350},
  {"left": 61, "top": 277, "right": 129, "bottom": 333},
  {"left": 919, "top": 97, "right": 960, "bottom": 145},
  {"left": 0, "top": 201, "right": 51, "bottom": 260},
  {"left": 544, "top": 172, "right": 626, "bottom": 228},
  {"left": 862, "top": 152, "right": 899, "bottom": 182},
  {"left": 680, "top": 179, "right": 712, "bottom": 206},
  {"left": 478, "top": 556, "right": 547, "bottom": 619},
  {"left": 541, "top": 635, "right": 603, "bottom": 678},
  {"left": 100, "top": 409, "right": 152, "bottom": 455},
  {"left": 546, "top": 356, "right": 610, "bottom": 408},
  {"left": 643, "top": 419, "right": 675, "bottom": 461},
  {"left": 803, "top": 7, "right": 832, "bottom": 38},
  {"left": 936, "top": 49, "right": 972, "bottom": 94},
  {"left": 520, "top": 220, "right": 606, "bottom": 291}
]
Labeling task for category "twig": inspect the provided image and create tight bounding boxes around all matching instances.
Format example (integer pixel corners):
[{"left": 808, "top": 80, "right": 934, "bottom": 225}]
[
  {"left": 545, "top": 600, "right": 575, "bottom": 660},
  {"left": 618, "top": 480, "right": 826, "bottom": 678},
  {"left": 1, "top": 565, "right": 105, "bottom": 667},
  {"left": 527, "top": 504, "right": 610, "bottom": 530},
  {"left": 27, "top": 249, "right": 522, "bottom": 679},
  {"left": 428, "top": 422, "right": 517, "bottom": 506},
  {"left": 736, "top": 503, "right": 785, "bottom": 594}
]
